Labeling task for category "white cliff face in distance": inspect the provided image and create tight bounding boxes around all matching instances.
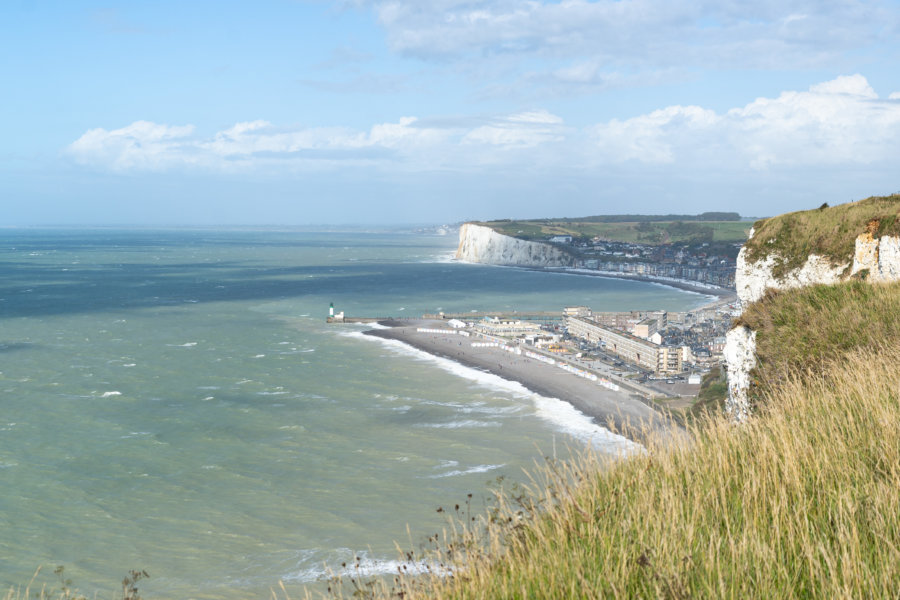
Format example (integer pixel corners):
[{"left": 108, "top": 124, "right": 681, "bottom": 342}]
[{"left": 455, "top": 223, "right": 573, "bottom": 267}]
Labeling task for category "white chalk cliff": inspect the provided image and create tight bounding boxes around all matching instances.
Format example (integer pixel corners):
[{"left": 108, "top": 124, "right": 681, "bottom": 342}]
[
  {"left": 455, "top": 223, "right": 574, "bottom": 267},
  {"left": 726, "top": 226, "right": 900, "bottom": 417},
  {"left": 723, "top": 325, "right": 756, "bottom": 421}
]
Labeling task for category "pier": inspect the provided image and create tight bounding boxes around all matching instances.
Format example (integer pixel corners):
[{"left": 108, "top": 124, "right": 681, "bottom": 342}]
[
  {"left": 327, "top": 316, "right": 390, "bottom": 324},
  {"left": 327, "top": 311, "right": 563, "bottom": 324},
  {"left": 422, "top": 311, "right": 562, "bottom": 324}
]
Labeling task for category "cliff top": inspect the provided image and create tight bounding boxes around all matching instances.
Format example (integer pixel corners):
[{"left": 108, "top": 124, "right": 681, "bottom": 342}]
[
  {"left": 472, "top": 215, "right": 750, "bottom": 245},
  {"left": 743, "top": 193, "right": 900, "bottom": 277},
  {"left": 736, "top": 280, "right": 900, "bottom": 399}
]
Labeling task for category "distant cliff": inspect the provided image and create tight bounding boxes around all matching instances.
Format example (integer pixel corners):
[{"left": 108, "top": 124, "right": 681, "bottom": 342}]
[
  {"left": 726, "top": 194, "right": 900, "bottom": 418},
  {"left": 455, "top": 223, "right": 574, "bottom": 267}
]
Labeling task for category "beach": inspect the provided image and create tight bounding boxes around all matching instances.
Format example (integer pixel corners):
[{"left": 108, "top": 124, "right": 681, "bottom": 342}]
[
  {"left": 366, "top": 320, "right": 677, "bottom": 445},
  {"left": 531, "top": 266, "right": 737, "bottom": 299}
]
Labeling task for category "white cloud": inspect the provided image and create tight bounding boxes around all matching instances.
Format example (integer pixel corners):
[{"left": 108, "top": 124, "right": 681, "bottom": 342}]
[
  {"left": 590, "top": 74, "right": 900, "bottom": 169},
  {"left": 592, "top": 105, "right": 719, "bottom": 163},
  {"left": 67, "top": 76, "right": 900, "bottom": 175},
  {"left": 463, "top": 110, "right": 566, "bottom": 147},
  {"left": 65, "top": 111, "right": 564, "bottom": 172},
  {"left": 67, "top": 121, "right": 196, "bottom": 170},
  {"left": 361, "top": 0, "right": 895, "bottom": 72}
]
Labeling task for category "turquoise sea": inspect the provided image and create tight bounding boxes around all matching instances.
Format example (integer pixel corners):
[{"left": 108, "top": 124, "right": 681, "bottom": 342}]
[{"left": 0, "top": 229, "right": 707, "bottom": 598}]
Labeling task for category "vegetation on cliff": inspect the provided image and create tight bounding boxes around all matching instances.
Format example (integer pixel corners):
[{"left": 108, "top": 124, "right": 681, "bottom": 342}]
[
  {"left": 743, "top": 194, "right": 900, "bottom": 277},
  {"left": 318, "top": 278, "right": 900, "bottom": 599},
  {"left": 477, "top": 217, "right": 750, "bottom": 245},
  {"left": 341, "top": 343, "right": 900, "bottom": 599},
  {"left": 735, "top": 280, "right": 900, "bottom": 403}
]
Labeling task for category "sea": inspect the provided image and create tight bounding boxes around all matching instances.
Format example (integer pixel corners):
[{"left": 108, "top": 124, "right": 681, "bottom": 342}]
[{"left": 0, "top": 228, "right": 709, "bottom": 598}]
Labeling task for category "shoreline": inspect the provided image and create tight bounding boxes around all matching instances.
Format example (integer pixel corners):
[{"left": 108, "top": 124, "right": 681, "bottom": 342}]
[
  {"left": 365, "top": 321, "right": 678, "bottom": 446},
  {"left": 526, "top": 266, "right": 735, "bottom": 299},
  {"left": 453, "top": 259, "right": 736, "bottom": 301}
]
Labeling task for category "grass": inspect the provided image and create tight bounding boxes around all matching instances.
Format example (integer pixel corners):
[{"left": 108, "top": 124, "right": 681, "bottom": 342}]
[
  {"left": 478, "top": 220, "right": 750, "bottom": 245},
  {"left": 309, "top": 280, "right": 900, "bottom": 599},
  {"left": 330, "top": 342, "right": 900, "bottom": 599},
  {"left": 4, "top": 567, "right": 147, "bottom": 600},
  {"left": 743, "top": 194, "right": 900, "bottom": 278},
  {"left": 735, "top": 280, "right": 900, "bottom": 403}
]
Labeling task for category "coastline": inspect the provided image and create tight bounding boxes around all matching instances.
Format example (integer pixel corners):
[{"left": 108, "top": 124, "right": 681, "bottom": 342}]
[
  {"left": 365, "top": 321, "right": 677, "bottom": 446},
  {"left": 528, "top": 266, "right": 735, "bottom": 299},
  {"left": 452, "top": 258, "right": 736, "bottom": 301}
]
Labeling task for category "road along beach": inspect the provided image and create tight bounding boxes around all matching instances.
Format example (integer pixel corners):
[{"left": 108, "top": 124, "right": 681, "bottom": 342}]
[{"left": 365, "top": 320, "right": 679, "bottom": 446}]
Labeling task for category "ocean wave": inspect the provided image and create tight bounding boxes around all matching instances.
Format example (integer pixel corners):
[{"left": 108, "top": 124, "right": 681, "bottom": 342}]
[
  {"left": 420, "top": 399, "right": 522, "bottom": 416},
  {"left": 427, "top": 463, "right": 505, "bottom": 479},
  {"left": 421, "top": 250, "right": 459, "bottom": 264},
  {"left": 285, "top": 551, "right": 450, "bottom": 583},
  {"left": 355, "top": 331, "right": 635, "bottom": 453},
  {"left": 416, "top": 420, "right": 502, "bottom": 429},
  {"left": 532, "top": 396, "right": 640, "bottom": 453}
]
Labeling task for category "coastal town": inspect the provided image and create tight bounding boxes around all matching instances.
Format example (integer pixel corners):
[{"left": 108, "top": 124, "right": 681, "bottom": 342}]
[
  {"left": 550, "top": 236, "right": 741, "bottom": 288},
  {"left": 332, "top": 290, "right": 737, "bottom": 407}
]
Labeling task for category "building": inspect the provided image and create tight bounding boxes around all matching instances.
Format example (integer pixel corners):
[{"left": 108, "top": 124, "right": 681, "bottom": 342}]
[
  {"left": 632, "top": 317, "right": 658, "bottom": 339},
  {"left": 565, "top": 315, "right": 685, "bottom": 375},
  {"left": 563, "top": 306, "right": 592, "bottom": 317},
  {"left": 475, "top": 317, "right": 542, "bottom": 337},
  {"left": 591, "top": 310, "right": 667, "bottom": 332}
]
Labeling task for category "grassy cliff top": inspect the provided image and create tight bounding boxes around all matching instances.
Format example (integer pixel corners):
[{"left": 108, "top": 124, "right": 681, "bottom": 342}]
[
  {"left": 340, "top": 280, "right": 900, "bottom": 600},
  {"left": 736, "top": 280, "right": 900, "bottom": 401},
  {"left": 475, "top": 217, "right": 750, "bottom": 245},
  {"left": 743, "top": 194, "right": 900, "bottom": 277},
  {"left": 347, "top": 333, "right": 900, "bottom": 599}
]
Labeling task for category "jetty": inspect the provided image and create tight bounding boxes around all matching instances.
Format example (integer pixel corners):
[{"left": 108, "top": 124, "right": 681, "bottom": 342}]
[
  {"left": 422, "top": 311, "right": 562, "bottom": 323},
  {"left": 327, "top": 310, "right": 563, "bottom": 325}
]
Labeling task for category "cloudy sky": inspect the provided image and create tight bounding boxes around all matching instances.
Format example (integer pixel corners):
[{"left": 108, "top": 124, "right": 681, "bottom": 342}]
[{"left": 3, "top": 1, "right": 900, "bottom": 225}]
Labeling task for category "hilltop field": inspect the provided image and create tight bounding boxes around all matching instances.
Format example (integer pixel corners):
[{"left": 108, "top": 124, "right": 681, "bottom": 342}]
[{"left": 479, "top": 213, "right": 751, "bottom": 245}]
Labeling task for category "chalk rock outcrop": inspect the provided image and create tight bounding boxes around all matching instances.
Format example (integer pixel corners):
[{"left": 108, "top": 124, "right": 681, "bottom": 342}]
[
  {"left": 723, "top": 326, "right": 756, "bottom": 420},
  {"left": 726, "top": 222, "right": 900, "bottom": 417},
  {"left": 455, "top": 223, "right": 573, "bottom": 267},
  {"left": 734, "top": 229, "right": 847, "bottom": 306},
  {"left": 850, "top": 227, "right": 900, "bottom": 282},
  {"left": 735, "top": 231, "right": 900, "bottom": 306}
]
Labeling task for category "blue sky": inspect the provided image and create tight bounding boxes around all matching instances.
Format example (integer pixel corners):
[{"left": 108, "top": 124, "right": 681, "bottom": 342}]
[{"left": 3, "top": 0, "right": 900, "bottom": 225}]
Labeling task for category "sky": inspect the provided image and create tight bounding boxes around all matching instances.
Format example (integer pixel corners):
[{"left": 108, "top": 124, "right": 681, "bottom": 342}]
[{"left": 2, "top": 0, "right": 900, "bottom": 225}]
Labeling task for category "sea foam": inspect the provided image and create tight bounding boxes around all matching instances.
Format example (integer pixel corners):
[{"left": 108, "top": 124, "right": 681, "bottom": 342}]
[{"left": 351, "top": 330, "right": 636, "bottom": 453}]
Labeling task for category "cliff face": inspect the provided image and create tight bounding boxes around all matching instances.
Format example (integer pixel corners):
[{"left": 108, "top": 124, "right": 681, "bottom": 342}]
[
  {"left": 455, "top": 223, "right": 574, "bottom": 267},
  {"left": 726, "top": 199, "right": 900, "bottom": 417},
  {"left": 735, "top": 228, "right": 900, "bottom": 306}
]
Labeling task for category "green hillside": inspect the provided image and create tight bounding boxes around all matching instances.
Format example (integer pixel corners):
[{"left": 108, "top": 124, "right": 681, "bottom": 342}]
[{"left": 481, "top": 217, "right": 751, "bottom": 245}]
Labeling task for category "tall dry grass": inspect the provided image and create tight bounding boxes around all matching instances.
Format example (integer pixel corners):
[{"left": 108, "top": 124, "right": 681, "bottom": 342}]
[{"left": 336, "top": 344, "right": 900, "bottom": 599}]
